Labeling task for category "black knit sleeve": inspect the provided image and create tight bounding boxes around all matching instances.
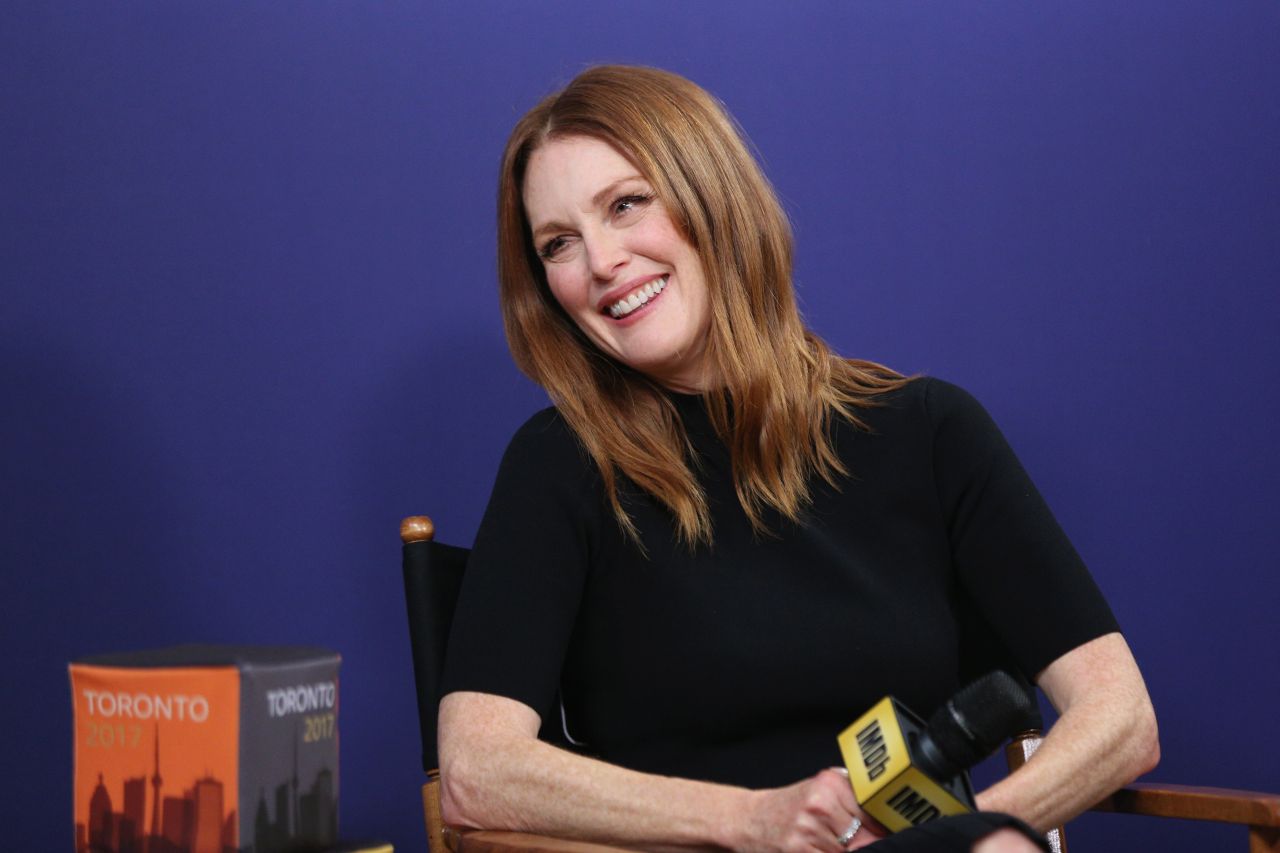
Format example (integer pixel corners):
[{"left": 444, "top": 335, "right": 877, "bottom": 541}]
[
  {"left": 865, "top": 812, "right": 1050, "bottom": 852},
  {"left": 925, "top": 379, "right": 1120, "bottom": 679},
  {"left": 439, "top": 408, "right": 600, "bottom": 724}
]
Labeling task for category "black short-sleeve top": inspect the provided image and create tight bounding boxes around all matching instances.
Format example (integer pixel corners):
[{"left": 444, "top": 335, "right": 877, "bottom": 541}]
[{"left": 440, "top": 377, "right": 1118, "bottom": 788}]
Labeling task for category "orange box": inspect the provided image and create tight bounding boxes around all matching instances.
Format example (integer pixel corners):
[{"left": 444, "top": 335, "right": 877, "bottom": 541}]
[{"left": 71, "top": 645, "right": 340, "bottom": 853}]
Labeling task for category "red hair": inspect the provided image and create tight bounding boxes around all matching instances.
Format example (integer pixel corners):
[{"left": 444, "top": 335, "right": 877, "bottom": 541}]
[{"left": 497, "top": 65, "right": 909, "bottom": 547}]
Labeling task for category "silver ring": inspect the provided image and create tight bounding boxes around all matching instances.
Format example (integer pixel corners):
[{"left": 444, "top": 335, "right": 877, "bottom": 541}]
[{"left": 837, "top": 816, "right": 862, "bottom": 846}]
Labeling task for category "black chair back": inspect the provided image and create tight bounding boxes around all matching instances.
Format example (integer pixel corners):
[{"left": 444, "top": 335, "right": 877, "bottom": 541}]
[{"left": 402, "top": 532, "right": 470, "bottom": 773}]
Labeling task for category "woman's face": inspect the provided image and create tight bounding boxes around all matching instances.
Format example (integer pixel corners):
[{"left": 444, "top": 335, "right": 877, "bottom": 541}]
[{"left": 522, "top": 135, "right": 712, "bottom": 392}]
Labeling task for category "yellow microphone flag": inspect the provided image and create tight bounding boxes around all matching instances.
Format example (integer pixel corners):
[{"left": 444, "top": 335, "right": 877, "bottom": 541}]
[{"left": 837, "top": 696, "right": 974, "bottom": 833}]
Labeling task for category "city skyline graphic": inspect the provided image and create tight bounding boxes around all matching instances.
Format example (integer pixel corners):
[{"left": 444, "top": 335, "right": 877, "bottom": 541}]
[
  {"left": 77, "top": 722, "right": 337, "bottom": 853},
  {"left": 77, "top": 722, "right": 237, "bottom": 853}
]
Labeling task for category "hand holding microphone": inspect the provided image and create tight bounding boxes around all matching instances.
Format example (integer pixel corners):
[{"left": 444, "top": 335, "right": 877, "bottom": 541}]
[
  {"left": 743, "top": 767, "right": 887, "bottom": 853},
  {"left": 837, "top": 672, "right": 1035, "bottom": 833},
  {"left": 742, "top": 672, "right": 1032, "bottom": 852}
]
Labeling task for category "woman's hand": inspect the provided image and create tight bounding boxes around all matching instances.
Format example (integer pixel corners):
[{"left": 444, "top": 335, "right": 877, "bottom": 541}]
[{"left": 739, "top": 768, "right": 887, "bottom": 853}]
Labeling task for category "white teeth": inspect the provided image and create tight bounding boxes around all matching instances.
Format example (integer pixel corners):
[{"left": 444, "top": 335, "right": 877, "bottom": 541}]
[{"left": 608, "top": 276, "right": 668, "bottom": 318}]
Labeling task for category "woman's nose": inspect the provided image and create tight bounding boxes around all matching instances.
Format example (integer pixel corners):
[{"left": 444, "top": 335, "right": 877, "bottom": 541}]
[{"left": 586, "top": 230, "right": 629, "bottom": 282}]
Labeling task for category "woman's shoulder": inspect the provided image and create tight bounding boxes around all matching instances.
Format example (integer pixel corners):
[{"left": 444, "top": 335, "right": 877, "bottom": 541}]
[
  {"left": 497, "top": 405, "right": 599, "bottom": 488},
  {"left": 841, "top": 375, "right": 1004, "bottom": 454},
  {"left": 508, "top": 405, "right": 576, "bottom": 446},
  {"left": 858, "top": 375, "right": 989, "bottom": 423},
  {"left": 915, "top": 377, "right": 1004, "bottom": 439},
  {"left": 880, "top": 377, "right": 1021, "bottom": 479}
]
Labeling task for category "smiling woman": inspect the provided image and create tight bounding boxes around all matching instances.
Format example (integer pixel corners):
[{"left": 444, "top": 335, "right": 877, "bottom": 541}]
[
  {"left": 435, "top": 65, "right": 1157, "bottom": 853},
  {"left": 494, "top": 65, "right": 913, "bottom": 548},
  {"left": 522, "top": 136, "right": 712, "bottom": 392}
]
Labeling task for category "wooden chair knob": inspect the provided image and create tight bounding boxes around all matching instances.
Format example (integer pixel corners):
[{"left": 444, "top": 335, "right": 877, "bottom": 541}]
[{"left": 401, "top": 515, "right": 436, "bottom": 544}]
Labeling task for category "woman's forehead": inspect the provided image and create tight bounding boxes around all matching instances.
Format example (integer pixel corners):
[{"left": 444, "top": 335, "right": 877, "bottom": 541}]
[{"left": 523, "top": 137, "right": 646, "bottom": 215}]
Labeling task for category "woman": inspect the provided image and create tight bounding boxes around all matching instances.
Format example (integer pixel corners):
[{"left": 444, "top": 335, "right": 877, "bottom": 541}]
[{"left": 438, "top": 65, "right": 1158, "bottom": 852}]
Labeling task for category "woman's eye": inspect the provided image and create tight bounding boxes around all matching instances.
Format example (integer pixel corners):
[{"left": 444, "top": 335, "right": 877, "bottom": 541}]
[
  {"left": 539, "top": 236, "right": 568, "bottom": 260},
  {"left": 612, "top": 194, "right": 652, "bottom": 216}
]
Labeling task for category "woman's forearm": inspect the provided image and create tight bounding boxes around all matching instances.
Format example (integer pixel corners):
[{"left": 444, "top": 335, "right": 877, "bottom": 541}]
[
  {"left": 439, "top": 692, "right": 753, "bottom": 850},
  {"left": 442, "top": 730, "right": 752, "bottom": 850},
  {"left": 973, "top": 633, "right": 1160, "bottom": 831},
  {"left": 438, "top": 692, "right": 878, "bottom": 853}
]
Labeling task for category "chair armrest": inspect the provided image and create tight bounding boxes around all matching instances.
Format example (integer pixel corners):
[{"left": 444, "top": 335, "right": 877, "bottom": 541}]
[
  {"left": 445, "top": 784, "right": 1280, "bottom": 853},
  {"left": 1092, "top": 783, "right": 1280, "bottom": 827},
  {"left": 454, "top": 831, "right": 639, "bottom": 853}
]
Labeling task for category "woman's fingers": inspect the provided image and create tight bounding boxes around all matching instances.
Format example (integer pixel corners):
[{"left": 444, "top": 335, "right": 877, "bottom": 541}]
[
  {"left": 748, "top": 769, "right": 887, "bottom": 853},
  {"left": 792, "top": 773, "right": 851, "bottom": 852},
  {"left": 824, "top": 767, "right": 858, "bottom": 811},
  {"left": 819, "top": 767, "right": 887, "bottom": 849}
]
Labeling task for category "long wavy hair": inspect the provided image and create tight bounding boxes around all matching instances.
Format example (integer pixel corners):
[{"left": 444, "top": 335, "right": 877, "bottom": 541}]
[{"left": 498, "top": 65, "right": 910, "bottom": 547}]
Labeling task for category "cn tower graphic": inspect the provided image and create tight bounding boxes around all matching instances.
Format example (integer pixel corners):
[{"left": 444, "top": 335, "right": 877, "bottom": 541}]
[
  {"left": 149, "top": 723, "right": 163, "bottom": 844},
  {"left": 291, "top": 727, "right": 300, "bottom": 838}
]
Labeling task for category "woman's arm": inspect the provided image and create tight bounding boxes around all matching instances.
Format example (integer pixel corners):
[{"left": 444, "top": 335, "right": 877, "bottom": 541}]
[
  {"left": 974, "top": 631, "right": 1160, "bottom": 831},
  {"left": 439, "top": 691, "right": 886, "bottom": 853}
]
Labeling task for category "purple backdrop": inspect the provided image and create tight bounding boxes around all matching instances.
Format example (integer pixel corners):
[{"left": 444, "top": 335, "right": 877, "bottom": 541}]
[{"left": 3, "top": 2, "right": 1277, "bottom": 850}]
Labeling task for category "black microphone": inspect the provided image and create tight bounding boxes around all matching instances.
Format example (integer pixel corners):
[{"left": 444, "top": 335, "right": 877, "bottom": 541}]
[{"left": 837, "top": 671, "right": 1034, "bottom": 832}]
